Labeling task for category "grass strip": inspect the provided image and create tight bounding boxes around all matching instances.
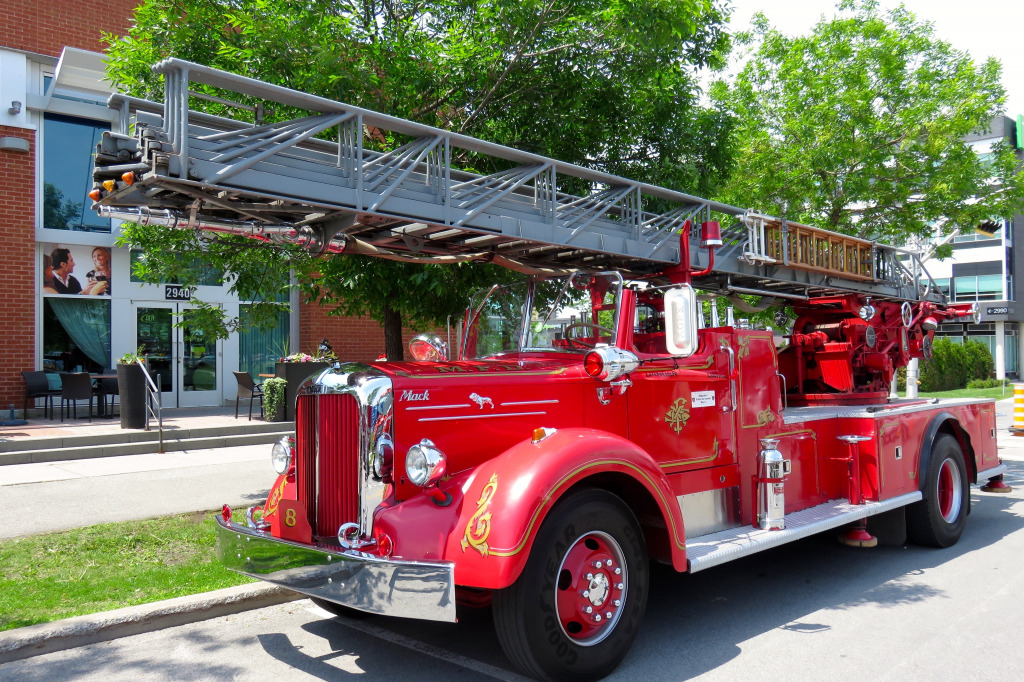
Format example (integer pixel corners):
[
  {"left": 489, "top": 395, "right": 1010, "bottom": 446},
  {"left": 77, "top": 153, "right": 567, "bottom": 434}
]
[
  {"left": 919, "top": 386, "right": 1014, "bottom": 400},
  {"left": 0, "top": 511, "right": 252, "bottom": 632}
]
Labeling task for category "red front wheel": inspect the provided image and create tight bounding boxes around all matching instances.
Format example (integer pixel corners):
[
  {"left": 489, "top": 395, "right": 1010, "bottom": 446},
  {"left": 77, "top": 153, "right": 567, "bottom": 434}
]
[{"left": 493, "top": 489, "right": 648, "bottom": 681}]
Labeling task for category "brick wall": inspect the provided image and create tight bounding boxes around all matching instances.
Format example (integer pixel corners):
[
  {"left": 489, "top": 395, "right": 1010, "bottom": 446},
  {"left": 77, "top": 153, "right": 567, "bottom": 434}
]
[
  {"left": 0, "top": 0, "right": 140, "bottom": 56},
  {"left": 299, "top": 303, "right": 445, "bottom": 363},
  {"left": 0, "top": 126, "right": 36, "bottom": 411}
]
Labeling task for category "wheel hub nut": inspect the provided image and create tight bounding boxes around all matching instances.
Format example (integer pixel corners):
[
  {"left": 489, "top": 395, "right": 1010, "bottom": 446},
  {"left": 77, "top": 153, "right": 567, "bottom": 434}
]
[{"left": 587, "top": 572, "right": 610, "bottom": 606}]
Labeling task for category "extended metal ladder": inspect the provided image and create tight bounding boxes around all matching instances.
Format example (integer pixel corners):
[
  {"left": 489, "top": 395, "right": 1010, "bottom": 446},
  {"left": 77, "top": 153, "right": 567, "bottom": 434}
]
[{"left": 94, "top": 58, "right": 943, "bottom": 304}]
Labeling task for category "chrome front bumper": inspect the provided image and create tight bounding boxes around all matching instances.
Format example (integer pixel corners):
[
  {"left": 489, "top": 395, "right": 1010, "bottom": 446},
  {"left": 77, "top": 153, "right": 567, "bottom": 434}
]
[{"left": 215, "top": 517, "right": 457, "bottom": 622}]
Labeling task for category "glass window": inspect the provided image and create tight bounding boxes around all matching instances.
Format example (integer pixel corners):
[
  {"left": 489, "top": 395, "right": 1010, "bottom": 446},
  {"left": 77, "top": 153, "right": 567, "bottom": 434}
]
[
  {"left": 43, "top": 114, "right": 110, "bottom": 232},
  {"left": 977, "top": 275, "right": 1003, "bottom": 300},
  {"left": 239, "top": 305, "right": 290, "bottom": 377},
  {"left": 43, "top": 298, "right": 111, "bottom": 372},
  {"left": 953, "top": 277, "right": 977, "bottom": 299},
  {"left": 953, "top": 275, "right": 1004, "bottom": 301}
]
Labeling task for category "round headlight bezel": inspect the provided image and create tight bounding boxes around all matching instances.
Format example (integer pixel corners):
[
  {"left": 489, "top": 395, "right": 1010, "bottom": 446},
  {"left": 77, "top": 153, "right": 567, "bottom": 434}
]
[
  {"left": 405, "top": 438, "right": 447, "bottom": 487},
  {"left": 271, "top": 436, "right": 293, "bottom": 475}
]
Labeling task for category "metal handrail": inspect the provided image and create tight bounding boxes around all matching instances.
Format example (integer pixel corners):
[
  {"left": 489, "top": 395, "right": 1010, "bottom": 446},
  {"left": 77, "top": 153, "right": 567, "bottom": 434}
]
[{"left": 135, "top": 358, "right": 164, "bottom": 453}]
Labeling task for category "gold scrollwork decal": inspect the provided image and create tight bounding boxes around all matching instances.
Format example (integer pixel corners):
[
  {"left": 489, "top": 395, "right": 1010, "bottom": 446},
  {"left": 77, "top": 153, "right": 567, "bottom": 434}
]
[
  {"left": 462, "top": 473, "right": 498, "bottom": 557},
  {"left": 756, "top": 408, "right": 776, "bottom": 426},
  {"left": 737, "top": 336, "right": 751, "bottom": 358},
  {"left": 664, "top": 397, "right": 692, "bottom": 435}
]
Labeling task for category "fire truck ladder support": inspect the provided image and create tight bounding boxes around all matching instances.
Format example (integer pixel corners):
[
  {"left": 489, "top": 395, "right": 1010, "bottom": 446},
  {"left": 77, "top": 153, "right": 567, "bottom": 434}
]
[{"left": 95, "top": 58, "right": 942, "bottom": 304}]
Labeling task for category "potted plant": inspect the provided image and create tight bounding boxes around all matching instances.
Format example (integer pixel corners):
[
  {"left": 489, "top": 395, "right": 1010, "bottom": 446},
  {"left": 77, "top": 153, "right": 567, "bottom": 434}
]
[
  {"left": 117, "top": 348, "right": 147, "bottom": 429},
  {"left": 262, "top": 377, "right": 287, "bottom": 422},
  {"left": 274, "top": 340, "right": 335, "bottom": 420}
]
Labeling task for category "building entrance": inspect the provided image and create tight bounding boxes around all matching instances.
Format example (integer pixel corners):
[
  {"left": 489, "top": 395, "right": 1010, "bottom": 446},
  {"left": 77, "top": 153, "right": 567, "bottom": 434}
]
[{"left": 133, "top": 302, "right": 221, "bottom": 407}]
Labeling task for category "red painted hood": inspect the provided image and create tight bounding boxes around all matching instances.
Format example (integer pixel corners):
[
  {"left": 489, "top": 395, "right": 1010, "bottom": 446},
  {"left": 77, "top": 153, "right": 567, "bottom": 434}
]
[{"left": 371, "top": 354, "right": 601, "bottom": 500}]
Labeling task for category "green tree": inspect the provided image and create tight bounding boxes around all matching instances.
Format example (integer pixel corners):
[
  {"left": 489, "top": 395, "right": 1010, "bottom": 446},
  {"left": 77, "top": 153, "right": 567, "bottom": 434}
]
[
  {"left": 712, "top": 0, "right": 1024, "bottom": 246},
  {"left": 105, "top": 0, "right": 733, "bottom": 358}
]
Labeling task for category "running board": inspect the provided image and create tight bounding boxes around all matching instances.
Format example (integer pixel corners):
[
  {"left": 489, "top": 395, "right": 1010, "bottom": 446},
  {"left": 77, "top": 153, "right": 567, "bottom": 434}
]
[
  {"left": 977, "top": 464, "right": 1007, "bottom": 481},
  {"left": 685, "top": 493, "right": 922, "bottom": 574}
]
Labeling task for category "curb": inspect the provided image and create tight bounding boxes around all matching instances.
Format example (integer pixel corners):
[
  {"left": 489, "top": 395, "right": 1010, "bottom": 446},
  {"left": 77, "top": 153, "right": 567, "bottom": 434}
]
[{"left": 0, "top": 582, "right": 301, "bottom": 664}]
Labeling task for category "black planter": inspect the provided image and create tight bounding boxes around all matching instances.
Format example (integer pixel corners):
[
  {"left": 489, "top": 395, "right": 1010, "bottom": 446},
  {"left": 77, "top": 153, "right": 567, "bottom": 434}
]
[
  {"left": 275, "top": 362, "right": 330, "bottom": 420},
  {"left": 117, "top": 363, "right": 147, "bottom": 429}
]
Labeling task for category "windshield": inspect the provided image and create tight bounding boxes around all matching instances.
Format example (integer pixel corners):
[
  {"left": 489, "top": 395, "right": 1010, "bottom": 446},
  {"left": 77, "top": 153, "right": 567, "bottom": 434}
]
[{"left": 462, "top": 273, "right": 623, "bottom": 359}]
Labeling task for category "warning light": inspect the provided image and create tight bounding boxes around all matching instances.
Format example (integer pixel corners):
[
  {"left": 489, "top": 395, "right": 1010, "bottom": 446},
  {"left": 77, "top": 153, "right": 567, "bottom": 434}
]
[
  {"left": 102, "top": 179, "right": 115, "bottom": 192},
  {"left": 88, "top": 188, "right": 101, "bottom": 202},
  {"left": 121, "top": 171, "right": 135, "bottom": 185}
]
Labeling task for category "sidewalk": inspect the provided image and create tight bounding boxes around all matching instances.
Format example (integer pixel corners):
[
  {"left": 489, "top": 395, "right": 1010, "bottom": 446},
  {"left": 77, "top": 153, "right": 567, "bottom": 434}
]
[{"left": 0, "top": 405, "right": 268, "bottom": 444}]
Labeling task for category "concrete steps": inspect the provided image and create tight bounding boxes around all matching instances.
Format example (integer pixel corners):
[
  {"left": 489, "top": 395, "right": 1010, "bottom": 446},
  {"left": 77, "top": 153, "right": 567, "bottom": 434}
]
[{"left": 0, "top": 420, "right": 292, "bottom": 466}]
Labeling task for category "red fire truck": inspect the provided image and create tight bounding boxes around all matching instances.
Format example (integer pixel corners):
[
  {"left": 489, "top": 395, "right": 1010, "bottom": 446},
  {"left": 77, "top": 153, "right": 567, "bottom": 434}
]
[{"left": 92, "top": 60, "right": 1009, "bottom": 681}]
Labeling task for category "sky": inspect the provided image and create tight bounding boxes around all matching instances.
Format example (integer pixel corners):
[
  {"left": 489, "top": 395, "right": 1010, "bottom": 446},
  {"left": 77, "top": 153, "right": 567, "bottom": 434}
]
[{"left": 724, "top": 0, "right": 1024, "bottom": 118}]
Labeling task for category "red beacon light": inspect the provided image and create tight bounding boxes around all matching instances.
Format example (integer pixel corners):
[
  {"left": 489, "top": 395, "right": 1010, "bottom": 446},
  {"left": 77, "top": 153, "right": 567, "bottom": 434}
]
[
  {"left": 221, "top": 504, "right": 232, "bottom": 523},
  {"left": 88, "top": 188, "right": 102, "bottom": 202},
  {"left": 700, "top": 220, "right": 722, "bottom": 248}
]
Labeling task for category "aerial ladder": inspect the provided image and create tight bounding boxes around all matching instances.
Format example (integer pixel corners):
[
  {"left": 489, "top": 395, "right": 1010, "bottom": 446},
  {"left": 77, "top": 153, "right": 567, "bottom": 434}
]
[{"left": 91, "top": 58, "right": 977, "bottom": 404}]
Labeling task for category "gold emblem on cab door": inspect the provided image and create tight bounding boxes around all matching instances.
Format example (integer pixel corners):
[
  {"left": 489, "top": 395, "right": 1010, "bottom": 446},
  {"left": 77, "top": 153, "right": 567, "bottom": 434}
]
[{"left": 664, "top": 397, "right": 692, "bottom": 435}]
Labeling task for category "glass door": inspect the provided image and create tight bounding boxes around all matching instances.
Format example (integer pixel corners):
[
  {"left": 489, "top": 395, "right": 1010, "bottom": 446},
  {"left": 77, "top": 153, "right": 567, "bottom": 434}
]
[
  {"left": 133, "top": 303, "right": 221, "bottom": 407},
  {"left": 179, "top": 308, "right": 220, "bottom": 406}
]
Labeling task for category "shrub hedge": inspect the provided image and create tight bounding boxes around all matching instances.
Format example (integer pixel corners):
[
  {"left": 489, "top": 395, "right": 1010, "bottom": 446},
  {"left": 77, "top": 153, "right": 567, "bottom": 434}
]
[{"left": 919, "top": 338, "right": 993, "bottom": 392}]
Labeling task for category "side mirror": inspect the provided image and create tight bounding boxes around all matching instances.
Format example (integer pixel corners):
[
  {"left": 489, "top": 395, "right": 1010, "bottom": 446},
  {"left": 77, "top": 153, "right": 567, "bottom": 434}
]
[{"left": 664, "top": 285, "right": 699, "bottom": 356}]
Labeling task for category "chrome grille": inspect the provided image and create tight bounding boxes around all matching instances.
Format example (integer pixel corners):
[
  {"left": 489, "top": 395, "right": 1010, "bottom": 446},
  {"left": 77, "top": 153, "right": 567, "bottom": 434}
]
[{"left": 295, "top": 393, "right": 361, "bottom": 537}]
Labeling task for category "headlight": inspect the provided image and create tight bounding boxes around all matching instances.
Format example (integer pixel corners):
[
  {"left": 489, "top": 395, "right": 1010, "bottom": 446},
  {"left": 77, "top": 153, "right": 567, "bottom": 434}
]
[
  {"left": 271, "top": 436, "right": 293, "bottom": 474},
  {"left": 405, "top": 438, "right": 447, "bottom": 487}
]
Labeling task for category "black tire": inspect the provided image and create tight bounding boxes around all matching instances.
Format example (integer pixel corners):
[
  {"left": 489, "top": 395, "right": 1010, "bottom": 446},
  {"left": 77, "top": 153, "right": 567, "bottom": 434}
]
[
  {"left": 907, "top": 433, "right": 969, "bottom": 548},
  {"left": 309, "top": 597, "right": 371, "bottom": 619},
  {"left": 492, "top": 489, "right": 649, "bottom": 682}
]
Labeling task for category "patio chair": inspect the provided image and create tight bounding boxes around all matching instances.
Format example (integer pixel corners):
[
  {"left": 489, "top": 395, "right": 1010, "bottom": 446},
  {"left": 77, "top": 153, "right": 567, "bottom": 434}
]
[
  {"left": 21, "top": 370, "right": 58, "bottom": 419},
  {"left": 99, "top": 368, "right": 119, "bottom": 417},
  {"left": 233, "top": 371, "right": 264, "bottom": 420},
  {"left": 60, "top": 372, "right": 95, "bottom": 422}
]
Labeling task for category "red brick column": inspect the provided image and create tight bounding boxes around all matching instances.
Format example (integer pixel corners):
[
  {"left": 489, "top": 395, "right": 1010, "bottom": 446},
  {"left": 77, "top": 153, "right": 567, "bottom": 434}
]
[{"left": 0, "top": 126, "right": 37, "bottom": 413}]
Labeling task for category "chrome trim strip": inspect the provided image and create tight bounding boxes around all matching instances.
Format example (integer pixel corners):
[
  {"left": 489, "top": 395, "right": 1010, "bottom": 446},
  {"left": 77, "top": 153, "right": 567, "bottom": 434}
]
[
  {"left": 299, "top": 363, "right": 393, "bottom": 541},
  {"left": 405, "top": 403, "right": 472, "bottom": 411},
  {"left": 500, "top": 399, "right": 560, "bottom": 406},
  {"left": 686, "top": 493, "right": 922, "bottom": 574},
  {"left": 215, "top": 518, "right": 456, "bottom": 622},
  {"left": 417, "top": 411, "right": 546, "bottom": 423},
  {"left": 977, "top": 464, "right": 1007, "bottom": 481}
]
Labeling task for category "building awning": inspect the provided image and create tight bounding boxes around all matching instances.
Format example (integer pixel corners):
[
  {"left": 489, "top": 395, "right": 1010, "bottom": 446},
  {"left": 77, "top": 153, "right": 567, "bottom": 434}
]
[{"left": 43, "top": 48, "right": 113, "bottom": 106}]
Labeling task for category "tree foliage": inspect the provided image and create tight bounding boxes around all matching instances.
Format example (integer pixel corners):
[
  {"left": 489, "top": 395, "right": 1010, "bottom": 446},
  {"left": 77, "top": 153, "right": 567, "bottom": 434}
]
[
  {"left": 712, "top": 0, "right": 1024, "bottom": 245},
  {"left": 105, "top": 0, "right": 732, "bottom": 357}
]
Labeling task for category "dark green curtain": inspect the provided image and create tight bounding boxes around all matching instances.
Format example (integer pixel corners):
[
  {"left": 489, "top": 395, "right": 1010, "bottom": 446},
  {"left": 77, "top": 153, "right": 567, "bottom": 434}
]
[{"left": 238, "top": 305, "right": 289, "bottom": 377}]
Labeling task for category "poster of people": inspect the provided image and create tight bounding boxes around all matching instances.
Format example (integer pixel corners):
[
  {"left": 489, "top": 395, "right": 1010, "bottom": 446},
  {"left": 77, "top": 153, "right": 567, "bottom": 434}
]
[{"left": 41, "top": 244, "right": 111, "bottom": 296}]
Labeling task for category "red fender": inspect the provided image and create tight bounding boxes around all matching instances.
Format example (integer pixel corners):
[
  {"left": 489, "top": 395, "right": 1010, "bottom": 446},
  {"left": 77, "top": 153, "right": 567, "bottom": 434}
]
[{"left": 437, "top": 427, "right": 686, "bottom": 589}]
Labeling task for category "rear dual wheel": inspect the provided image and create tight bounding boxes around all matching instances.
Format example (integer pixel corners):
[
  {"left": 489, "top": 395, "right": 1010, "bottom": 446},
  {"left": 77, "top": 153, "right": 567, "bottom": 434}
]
[
  {"left": 907, "top": 433, "right": 969, "bottom": 548},
  {"left": 493, "top": 489, "right": 649, "bottom": 682}
]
